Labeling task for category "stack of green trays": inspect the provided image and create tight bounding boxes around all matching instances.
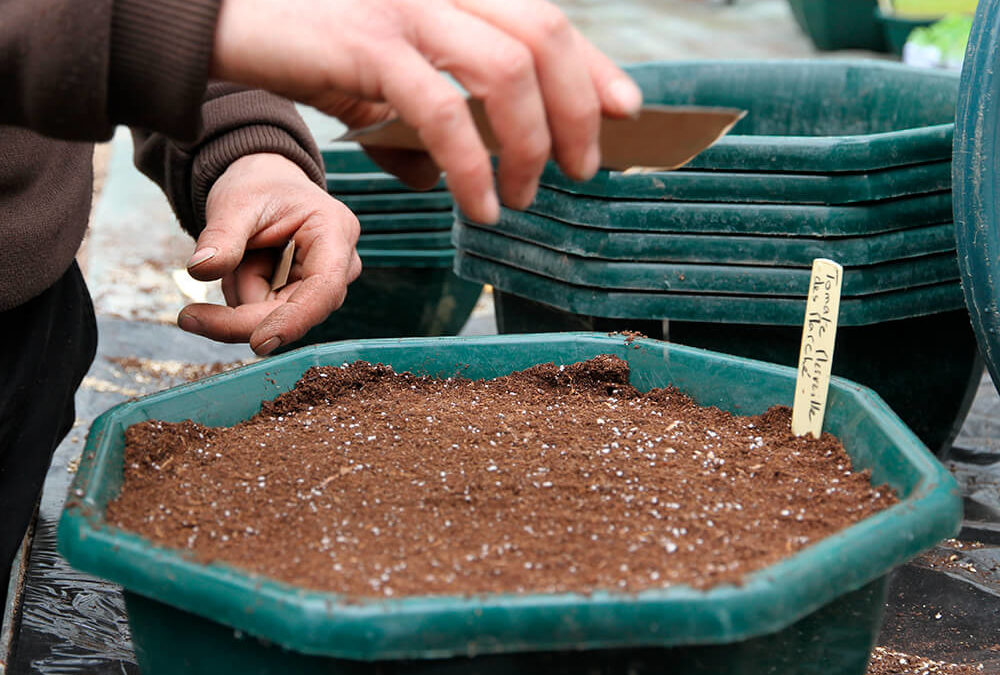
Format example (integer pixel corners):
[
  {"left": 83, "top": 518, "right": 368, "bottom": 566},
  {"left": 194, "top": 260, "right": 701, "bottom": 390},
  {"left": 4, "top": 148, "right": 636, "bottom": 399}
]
[
  {"left": 454, "top": 60, "right": 981, "bottom": 454},
  {"left": 282, "top": 148, "right": 481, "bottom": 348}
]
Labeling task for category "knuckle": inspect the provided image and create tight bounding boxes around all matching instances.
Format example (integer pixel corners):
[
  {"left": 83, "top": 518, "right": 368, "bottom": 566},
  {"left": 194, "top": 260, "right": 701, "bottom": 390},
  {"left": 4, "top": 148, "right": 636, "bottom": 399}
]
[
  {"left": 514, "top": 128, "right": 551, "bottom": 166},
  {"left": 335, "top": 205, "right": 362, "bottom": 242},
  {"left": 531, "top": 4, "right": 571, "bottom": 43},
  {"left": 446, "top": 155, "right": 490, "bottom": 187},
  {"left": 561, "top": 98, "right": 601, "bottom": 133},
  {"left": 349, "top": 253, "right": 363, "bottom": 283},
  {"left": 425, "top": 92, "right": 469, "bottom": 130},
  {"left": 489, "top": 44, "right": 534, "bottom": 86}
]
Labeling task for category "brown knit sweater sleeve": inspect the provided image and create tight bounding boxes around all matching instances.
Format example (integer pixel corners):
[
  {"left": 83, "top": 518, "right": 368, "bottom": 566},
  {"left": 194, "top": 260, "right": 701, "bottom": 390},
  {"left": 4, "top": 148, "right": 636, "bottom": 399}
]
[
  {"left": 131, "top": 83, "right": 326, "bottom": 238},
  {"left": 0, "top": 0, "right": 325, "bottom": 237},
  {"left": 0, "top": 0, "right": 218, "bottom": 141}
]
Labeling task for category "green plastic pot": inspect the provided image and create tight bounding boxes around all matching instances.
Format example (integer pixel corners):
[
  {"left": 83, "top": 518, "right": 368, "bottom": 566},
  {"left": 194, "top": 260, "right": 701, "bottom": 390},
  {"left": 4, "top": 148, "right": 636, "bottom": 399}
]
[
  {"left": 493, "top": 295, "right": 982, "bottom": 456},
  {"left": 453, "top": 221, "right": 960, "bottom": 296},
  {"left": 875, "top": 9, "right": 937, "bottom": 55},
  {"left": 585, "top": 60, "right": 957, "bottom": 175},
  {"left": 456, "top": 210, "right": 957, "bottom": 267},
  {"left": 58, "top": 333, "right": 960, "bottom": 674},
  {"left": 358, "top": 212, "right": 454, "bottom": 234},
  {"left": 519, "top": 187, "right": 953, "bottom": 237},
  {"left": 786, "top": 0, "right": 888, "bottom": 52},
  {"left": 456, "top": 251, "right": 966, "bottom": 327},
  {"left": 322, "top": 147, "right": 446, "bottom": 193},
  {"left": 952, "top": 0, "right": 1000, "bottom": 395}
]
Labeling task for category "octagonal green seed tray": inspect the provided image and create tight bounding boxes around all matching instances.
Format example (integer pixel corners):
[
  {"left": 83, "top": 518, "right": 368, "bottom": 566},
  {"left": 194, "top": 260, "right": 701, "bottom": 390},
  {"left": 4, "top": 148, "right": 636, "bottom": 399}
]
[
  {"left": 457, "top": 210, "right": 956, "bottom": 267},
  {"left": 521, "top": 187, "right": 953, "bottom": 236},
  {"left": 537, "top": 159, "right": 950, "bottom": 205},
  {"left": 358, "top": 230, "right": 454, "bottom": 250},
  {"left": 339, "top": 192, "right": 454, "bottom": 214},
  {"left": 58, "top": 333, "right": 960, "bottom": 670},
  {"left": 359, "top": 212, "right": 454, "bottom": 234},
  {"left": 455, "top": 251, "right": 966, "bottom": 326},
  {"left": 618, "top": 59, "right": 958, "bottom": 174},
  {"left": 322, "top": 147, "right": 446, "bottom": 194},
  {"left": 453, "top": 223, "right": 959, "bottom": 297}
]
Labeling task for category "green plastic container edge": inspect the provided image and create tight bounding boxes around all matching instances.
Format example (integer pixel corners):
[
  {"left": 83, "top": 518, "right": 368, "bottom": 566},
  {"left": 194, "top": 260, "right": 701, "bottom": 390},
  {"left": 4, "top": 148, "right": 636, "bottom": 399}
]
[
  {"left": 953, "top": 0, "right": 1000, "bottom": 394},
  {"left": 356, "top": 248, "right": 456, "bottom": 269},
  {"left": 622, "top": 59, "right": 955, "bottom": 172},
  {"left": 57, "top": 333, "right": 961, "bottom": 662}
]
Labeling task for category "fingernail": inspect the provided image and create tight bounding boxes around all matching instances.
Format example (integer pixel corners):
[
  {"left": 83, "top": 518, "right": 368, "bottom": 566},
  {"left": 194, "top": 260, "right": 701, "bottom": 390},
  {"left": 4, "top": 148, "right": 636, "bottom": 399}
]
[
  {"left": 255, "top": 336, "right": 282, "bottom": 356},
  {"left": 480, "top": 190, "right": 500, "bottom": 225},
  {"left": 609, "top": 79, "right": 643, "bottom": 117},
  {"left": 178, "top": 313, "right": 201, "bottom": 333},
  {"left": 582, "top": 144, "right": 601, "bottom": 180},
  {"left": 186, "top": 247, "right": 218, "bottom": 269}
]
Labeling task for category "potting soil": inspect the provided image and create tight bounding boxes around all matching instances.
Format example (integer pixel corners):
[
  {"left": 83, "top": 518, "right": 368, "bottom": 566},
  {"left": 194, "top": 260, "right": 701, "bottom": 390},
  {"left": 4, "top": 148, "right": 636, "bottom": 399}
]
[{"left": 107, "top": 355, "right": 897, "bottom": 598}]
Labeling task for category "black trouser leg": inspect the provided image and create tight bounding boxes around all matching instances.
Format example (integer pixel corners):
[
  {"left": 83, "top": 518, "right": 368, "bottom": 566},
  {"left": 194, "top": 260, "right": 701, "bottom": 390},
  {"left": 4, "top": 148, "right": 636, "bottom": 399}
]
[{"left": 0, "top": 262, "right": 97, "bottom": 608}]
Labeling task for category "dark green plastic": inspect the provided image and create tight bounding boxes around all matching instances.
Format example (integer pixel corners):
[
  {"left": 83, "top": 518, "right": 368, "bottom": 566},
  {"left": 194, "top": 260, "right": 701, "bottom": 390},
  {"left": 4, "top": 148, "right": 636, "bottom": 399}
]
[
  {"left": 520, "top": 187, "right": 953, "bottom": 236},
  {"left": 952, "top": 0, "right": 1000, "bottom": 395},
  {"left": 456, "top": 210, "right": 957, "bottom": 267},
  {"left": 359, "top": 212, "right": 454, "bottom": 234},
  {"left": 58, "top": 333, "right": 960, "bottom": 668},
  {"left": 455, "top": 251, "right": 966, "bottom": 326},
  {"left": 875, "top": 9, "right": 935, "bottom": 55},
  {"left": 355, "top": 248, "right": 457, "bottom": 269},
  {"left": 494, "top": 297, "right": 983, "bottom": 456},
  {"left": 339, "top": 192, "right": 453, "bottom": 214},
  {"left": 358, "top": 230, "right": 453, "bottom": 250},
  {"left": 610, "top": 60, "right": 956, "bottom": 173},
  {"left": 539, "top": 160, "right": 951, "bottom": 205},
  {"left": 322, "top": 146, "right": 389, "bottom": 173},
  {"left": 123, "top": 577, "right": 888, "bottom": 674},
  {"left": 786, "top": 0, "right": 887, "bottom": 52},
  {"left": 281, "top": 266, "right": 481, "bottom": 348},
  {"left": 327, "top": 173, "right": 448, "bottom": 195},
  {"left": 453, "top": 222, "right": 960, "bottom": 296},
  {"left": 322, "top": 147, "right": 446, "bottom": 194}
]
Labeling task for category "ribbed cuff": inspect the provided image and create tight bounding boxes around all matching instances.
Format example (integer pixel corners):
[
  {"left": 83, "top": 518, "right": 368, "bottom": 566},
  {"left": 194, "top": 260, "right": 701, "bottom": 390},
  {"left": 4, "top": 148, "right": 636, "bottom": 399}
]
[
  {"left": 189, "top": 124, "right": 326, "bottom": 234},
  {"left": 109, "top": 0, "right": 221, "bottom": 140}
]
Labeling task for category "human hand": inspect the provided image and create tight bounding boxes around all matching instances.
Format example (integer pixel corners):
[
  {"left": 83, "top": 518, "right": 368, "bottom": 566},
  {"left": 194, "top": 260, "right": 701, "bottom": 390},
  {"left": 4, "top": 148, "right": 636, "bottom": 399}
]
[
  {"left": 176, "top": 153, "right": 362, "bottom": 355},
  {"left": 210, "top": 0, "right": 643, "bottom": 224}
]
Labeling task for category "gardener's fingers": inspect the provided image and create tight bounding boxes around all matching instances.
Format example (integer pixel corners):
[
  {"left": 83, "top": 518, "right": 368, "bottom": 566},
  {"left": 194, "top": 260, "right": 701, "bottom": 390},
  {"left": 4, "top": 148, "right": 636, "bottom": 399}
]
[
  {"left": 218, "top": 250, "right": 276, "bottom": 307},
  {"left": 247, "top": 253, "right": 362, "bottom": 353},
  {"left": 178, "top": 249, "right": 360, "bottom": 352},
  {"left": 454, "top": 0, "right": 640, "bottom": 177},
  {"left": 178, "top": 299, "right": 285, "bottom": 347},
  {"left": 363, "top": 147, "right": 442, "bottom": 191},
  {"left": 571, "top": 27, "right": 643, "bottom": 119},
  {"left": 452, "top": 0, "right": 595, "bottom": 181},
  {"left": 378, "top": 44, "right": 499, "bottom": 223},
  {"left": 412, "top": 6, "right": 549, "bottom": 210}
]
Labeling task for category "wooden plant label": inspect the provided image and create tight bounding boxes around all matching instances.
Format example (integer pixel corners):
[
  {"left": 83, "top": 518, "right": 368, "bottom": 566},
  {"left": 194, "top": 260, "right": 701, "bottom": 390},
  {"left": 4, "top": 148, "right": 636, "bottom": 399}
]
[
  {"left": 792, "top": 259, "right": 843, "bottom": 439},
  {"left": 271, "top": 240, "right": 296, "bottom": 292}
]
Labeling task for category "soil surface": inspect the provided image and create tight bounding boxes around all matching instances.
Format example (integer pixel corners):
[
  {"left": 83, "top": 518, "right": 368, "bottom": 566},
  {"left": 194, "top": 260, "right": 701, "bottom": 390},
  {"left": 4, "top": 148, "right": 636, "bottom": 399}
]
[
  {"left": 866, "top": 647, "right": 985, "bottom": 674},
  {"left": 108, "top": 355, "right": 897, "bottom": 598}
]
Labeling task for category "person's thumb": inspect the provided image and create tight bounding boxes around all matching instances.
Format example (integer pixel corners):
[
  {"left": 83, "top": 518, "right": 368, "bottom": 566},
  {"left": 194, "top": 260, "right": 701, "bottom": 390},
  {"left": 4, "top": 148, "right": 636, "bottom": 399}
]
[{"left": 185, "top": 215, "right": 254, "bottom": 282}]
